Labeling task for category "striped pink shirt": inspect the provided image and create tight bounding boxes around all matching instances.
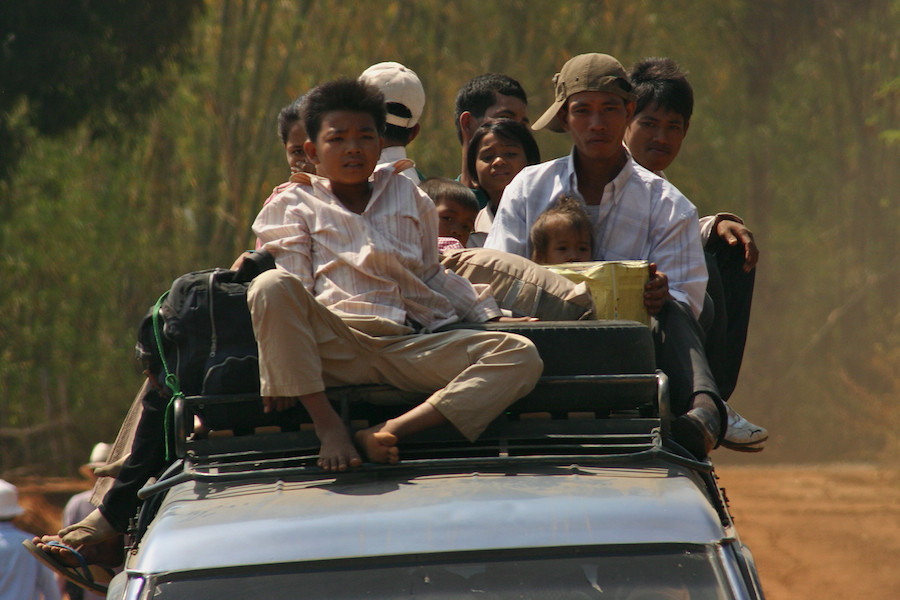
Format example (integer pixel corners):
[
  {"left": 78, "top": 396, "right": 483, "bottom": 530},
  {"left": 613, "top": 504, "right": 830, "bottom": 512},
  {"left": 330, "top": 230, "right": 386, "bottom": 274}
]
[{"left": 253, "top": 168, "right": 500, "bottom": 331}]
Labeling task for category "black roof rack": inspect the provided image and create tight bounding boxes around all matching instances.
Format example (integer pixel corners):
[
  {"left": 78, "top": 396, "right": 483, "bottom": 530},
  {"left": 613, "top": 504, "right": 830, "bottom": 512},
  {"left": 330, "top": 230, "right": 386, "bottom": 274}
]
[
  {"left": 139, "top": 367, "right": 725, "bottom": 498},
  {"left": 132, "top": 366, "right": 739, "bottom": 545}
]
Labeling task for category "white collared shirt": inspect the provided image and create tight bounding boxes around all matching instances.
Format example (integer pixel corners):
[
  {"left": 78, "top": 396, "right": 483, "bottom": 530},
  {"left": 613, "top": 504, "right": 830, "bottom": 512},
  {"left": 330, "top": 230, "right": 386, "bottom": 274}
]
[
  {"left": 485, "top": 148, "right": 708, "bottom": 317},
  {"left": 377, "top": 146, "right": 422, "bottom": 185},
  {"left": 254, "top": 168, "right": 499, "bottom": 331}
]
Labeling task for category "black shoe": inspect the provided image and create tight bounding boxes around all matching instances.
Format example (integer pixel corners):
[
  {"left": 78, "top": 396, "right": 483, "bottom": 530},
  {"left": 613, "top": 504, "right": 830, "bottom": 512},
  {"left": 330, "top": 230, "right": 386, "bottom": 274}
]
[{"left": 672, "top": 404, "right": 720, "bottom": 460}]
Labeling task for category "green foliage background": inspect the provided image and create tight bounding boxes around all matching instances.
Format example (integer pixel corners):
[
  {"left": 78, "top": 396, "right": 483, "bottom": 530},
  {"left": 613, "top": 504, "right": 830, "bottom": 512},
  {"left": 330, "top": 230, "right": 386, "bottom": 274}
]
[{"left": 2, "top": 0, "right": 899, "bottom": 475}]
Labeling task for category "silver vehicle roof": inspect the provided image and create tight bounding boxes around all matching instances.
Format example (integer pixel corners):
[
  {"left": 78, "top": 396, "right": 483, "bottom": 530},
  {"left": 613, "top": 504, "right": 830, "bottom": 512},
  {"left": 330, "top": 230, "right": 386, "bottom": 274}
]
[{"left": 130, "top": 460, "right": 730, "bottom": 575}]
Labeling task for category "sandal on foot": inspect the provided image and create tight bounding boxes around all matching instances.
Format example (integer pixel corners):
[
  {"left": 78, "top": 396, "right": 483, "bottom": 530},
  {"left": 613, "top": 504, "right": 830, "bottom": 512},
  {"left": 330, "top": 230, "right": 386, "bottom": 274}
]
[{"left": 22, "top": 539, "right": 114, "bottom": 595}]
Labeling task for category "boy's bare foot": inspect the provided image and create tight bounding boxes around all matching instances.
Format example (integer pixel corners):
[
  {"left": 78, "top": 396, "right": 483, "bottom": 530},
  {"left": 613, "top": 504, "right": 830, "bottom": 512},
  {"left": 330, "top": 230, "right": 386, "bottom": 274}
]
[
  {"left": 316, "top": 424, "right": 363, "bottom": 472},
  {"left": 289, "top": 391, "right": 363, "bottom": 472},
  {"left": 354, "top": 428, "right": 400, "bottom": 464}
]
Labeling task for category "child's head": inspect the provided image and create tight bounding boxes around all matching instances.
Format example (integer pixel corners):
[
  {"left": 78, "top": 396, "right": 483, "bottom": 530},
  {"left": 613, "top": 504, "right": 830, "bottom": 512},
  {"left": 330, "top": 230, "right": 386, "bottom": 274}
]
[
  {"left": 420, "top": 177, "right": 479, "bottom": 246},
  {"left": 277, "top": 95, "right": 316, "bottom": 175},
  {"left": 466, "top": 119, "right": 541, "bottom": 209},
  {"left": 530, "top": 197, "right": 594, "bottom": 265},
  {"left": 302, "top": 78, "right": 386, "bottom": 186}
]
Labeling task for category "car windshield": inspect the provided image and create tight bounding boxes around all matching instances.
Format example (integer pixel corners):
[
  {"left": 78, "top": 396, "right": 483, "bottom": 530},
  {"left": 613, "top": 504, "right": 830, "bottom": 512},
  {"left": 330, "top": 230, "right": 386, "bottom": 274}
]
[{"left": 146, "top": 546, "right": 733, "bottom": 599}]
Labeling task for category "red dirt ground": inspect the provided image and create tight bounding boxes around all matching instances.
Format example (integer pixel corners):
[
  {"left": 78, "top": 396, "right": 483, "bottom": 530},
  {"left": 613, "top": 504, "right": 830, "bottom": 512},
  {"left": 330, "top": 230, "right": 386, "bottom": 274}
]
[{"left": 715, "top": 464, "right": 900, "bottom": 599}]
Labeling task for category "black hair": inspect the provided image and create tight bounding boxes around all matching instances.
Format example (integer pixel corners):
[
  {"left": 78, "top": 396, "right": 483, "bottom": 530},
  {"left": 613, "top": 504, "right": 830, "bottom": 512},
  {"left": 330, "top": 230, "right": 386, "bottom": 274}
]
[
  {"left": 454, "top": 73, "right": 527, "bottom": 143},
  {"left": 530, "top": 196, "right": 594, "bottom": 262},
  {"left": 628, "top": 57, "right": 693, "bottom": 125},
  {"left": 277, "top": 95, "right": 306, "bottom": 145},
  {"left": 303, "top": 78, "right": 387, "bottom": 142},
  {"left": 419, "top": 177, "right": 480, "bottom": 215},
  {"left": 384, "top": 102, "right": 417, "bottom": 146},
  {"left": 466, "top": 119, "right": 541, "bottom": 188}
]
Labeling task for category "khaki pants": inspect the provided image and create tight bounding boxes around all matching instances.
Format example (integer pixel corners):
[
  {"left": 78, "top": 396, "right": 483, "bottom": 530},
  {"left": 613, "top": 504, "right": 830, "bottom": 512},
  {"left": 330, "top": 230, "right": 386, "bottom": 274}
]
[{"left": 247, "top": 269, "right": 543, "bottom": 441}]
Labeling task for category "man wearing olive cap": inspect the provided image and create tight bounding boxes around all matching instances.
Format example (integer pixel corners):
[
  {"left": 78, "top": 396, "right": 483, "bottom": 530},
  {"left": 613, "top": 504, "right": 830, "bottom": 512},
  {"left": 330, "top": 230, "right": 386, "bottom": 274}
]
[{"left": 485, "top": 53, "right": 725, "bottom": 459}]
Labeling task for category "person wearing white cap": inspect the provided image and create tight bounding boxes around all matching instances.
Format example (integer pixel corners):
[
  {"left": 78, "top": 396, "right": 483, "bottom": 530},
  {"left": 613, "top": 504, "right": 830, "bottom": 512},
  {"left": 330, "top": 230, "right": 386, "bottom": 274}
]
[
  {"left": 359, "top": 61, "right": 426, "bottom": 184},
  {"left": 0, "top": 479, "right": 62, "bottom": 599}
]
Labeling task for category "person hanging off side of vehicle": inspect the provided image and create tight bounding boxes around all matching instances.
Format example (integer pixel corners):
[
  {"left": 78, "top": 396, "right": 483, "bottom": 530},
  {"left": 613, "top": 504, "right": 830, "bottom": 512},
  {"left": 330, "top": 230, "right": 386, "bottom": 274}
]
[
  {"left": 247, "top": 77, "right": 542, "bottom": 469},
  {"left": 623, "top": 56, "right": 766, "bottom": 451}
]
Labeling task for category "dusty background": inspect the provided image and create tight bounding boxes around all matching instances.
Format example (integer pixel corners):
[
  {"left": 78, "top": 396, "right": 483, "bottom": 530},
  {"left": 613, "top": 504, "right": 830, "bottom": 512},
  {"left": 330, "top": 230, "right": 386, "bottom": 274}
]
[
  {"left": 715, "top": 464, "right": 900, "bottom": 599},
  {"left": 12, "top": 463, "right": 900, "bottom": 599}
]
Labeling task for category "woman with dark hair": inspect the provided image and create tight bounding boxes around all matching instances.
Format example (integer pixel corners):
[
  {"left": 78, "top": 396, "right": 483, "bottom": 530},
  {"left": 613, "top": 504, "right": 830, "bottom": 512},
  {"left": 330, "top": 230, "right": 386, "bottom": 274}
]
[{"left": 466, "top": 119, "right": 540, "bottom": 246}]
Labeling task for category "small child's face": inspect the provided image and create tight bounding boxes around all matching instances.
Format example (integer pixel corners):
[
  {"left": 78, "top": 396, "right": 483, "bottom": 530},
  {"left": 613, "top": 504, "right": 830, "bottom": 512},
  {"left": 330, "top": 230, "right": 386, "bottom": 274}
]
[
  {"left": 474, "top": 132, "right": 528, "bottom": 206},
  {"left": 285, "top": 121, "right": 316, "bottom": 175},
  {"left": 304, "top": 110, "right": 383, "bottom": 187},
  {"left": 538, "top": 219, "right": 593, "bottom": 264},
  {"left": 436, "top": 200, "right": 477, "bottom": 247}
]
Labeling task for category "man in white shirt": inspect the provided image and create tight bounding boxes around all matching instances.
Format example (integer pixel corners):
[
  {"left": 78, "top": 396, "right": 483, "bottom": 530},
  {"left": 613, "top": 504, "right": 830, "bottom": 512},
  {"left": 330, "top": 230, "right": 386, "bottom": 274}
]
[
  {"left": 359, "top": 61, "right": 425, "bottom": 184},
  {"left": 486, "top": 53, "right": 724, "bottom": 459}
]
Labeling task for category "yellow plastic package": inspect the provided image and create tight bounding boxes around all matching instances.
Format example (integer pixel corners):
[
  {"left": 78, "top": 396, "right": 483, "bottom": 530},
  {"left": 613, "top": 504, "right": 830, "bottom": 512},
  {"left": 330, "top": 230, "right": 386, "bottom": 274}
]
[{"left": 546, "top": 260, "right": 650, "bottom": 325}]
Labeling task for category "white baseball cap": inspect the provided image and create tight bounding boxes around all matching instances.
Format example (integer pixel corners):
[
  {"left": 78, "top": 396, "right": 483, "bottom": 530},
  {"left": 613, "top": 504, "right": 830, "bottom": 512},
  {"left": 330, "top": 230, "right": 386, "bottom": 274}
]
[
  {"left": 0, "top": 479, "right": 25, "bottom": 519},
  {"left": 360, "top": 61, "right": 425, "bottom": 128}
]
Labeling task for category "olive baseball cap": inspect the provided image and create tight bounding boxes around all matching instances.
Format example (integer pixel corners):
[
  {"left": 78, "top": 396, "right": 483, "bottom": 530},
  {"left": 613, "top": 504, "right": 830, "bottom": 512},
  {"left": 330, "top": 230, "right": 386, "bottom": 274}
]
[{"left": 532, "top": 53, "right": 635, "bottom": 132}]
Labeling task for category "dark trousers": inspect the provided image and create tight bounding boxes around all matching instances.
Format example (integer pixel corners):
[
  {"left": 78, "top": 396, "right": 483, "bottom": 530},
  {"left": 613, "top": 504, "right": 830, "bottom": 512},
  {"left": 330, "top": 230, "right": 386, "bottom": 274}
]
[
  {"left": 98, "top": 386, "right": 169, "bottom": 533},
  {"left": 652, "top": 299, "right": 723, "bottom": 418},
  {"left": 701, "top": 243, "right": 755, "bottom": 402}
]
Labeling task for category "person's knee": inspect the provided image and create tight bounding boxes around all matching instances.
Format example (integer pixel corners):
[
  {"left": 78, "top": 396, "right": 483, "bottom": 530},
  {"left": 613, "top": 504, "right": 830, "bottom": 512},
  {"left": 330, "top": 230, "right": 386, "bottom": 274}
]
[
  {"left": 248, "top": 268, "right": 288, "bottom": 302},
  {"left": 247, "top": 268, "right": 307, "bottom": 315},
  {"left": 506, "top": 334, "right": 543, "bottom": 386}
]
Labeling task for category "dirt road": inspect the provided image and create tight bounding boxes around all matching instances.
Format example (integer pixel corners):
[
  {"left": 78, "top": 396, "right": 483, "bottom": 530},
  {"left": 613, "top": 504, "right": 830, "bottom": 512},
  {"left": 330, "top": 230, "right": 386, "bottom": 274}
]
[
  {"left": 715, "top": 464, "right": 900, "bottom": 599},
  {"left": 15, "top": 464, "right": 900, "bottom": 598}
]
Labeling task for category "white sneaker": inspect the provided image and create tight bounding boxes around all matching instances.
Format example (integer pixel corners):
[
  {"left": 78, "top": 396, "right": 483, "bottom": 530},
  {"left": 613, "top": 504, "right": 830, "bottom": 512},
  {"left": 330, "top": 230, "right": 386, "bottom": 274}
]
[{"left": 720, "top": 404, "right": 768, "bottom": 452}]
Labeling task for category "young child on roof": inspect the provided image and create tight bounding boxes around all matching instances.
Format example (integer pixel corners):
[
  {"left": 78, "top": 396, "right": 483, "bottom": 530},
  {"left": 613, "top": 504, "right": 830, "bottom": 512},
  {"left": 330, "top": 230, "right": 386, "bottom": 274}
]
[
  {"left": 530, "top": 197, "right": 594, "bottom": 265},
  {"left": 419, "top": 177, "right": 479, "bottom": 253},
  {"left": 250, "top": 77, "right": 542, "bottom": 470}
]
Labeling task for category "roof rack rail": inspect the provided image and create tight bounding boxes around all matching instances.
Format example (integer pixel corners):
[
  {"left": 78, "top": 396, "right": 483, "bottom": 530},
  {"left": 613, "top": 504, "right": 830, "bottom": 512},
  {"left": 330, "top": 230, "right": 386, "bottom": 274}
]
[{"left": 171, "top": 369, "right": 671, "bottom": 460}]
